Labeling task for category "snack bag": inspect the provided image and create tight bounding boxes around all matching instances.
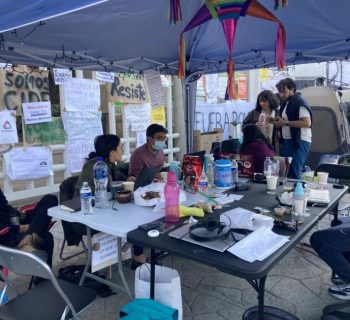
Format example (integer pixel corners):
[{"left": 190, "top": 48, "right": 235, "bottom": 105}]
[{"left": 183, "top": 155, "right": 202, "bottom": 193}]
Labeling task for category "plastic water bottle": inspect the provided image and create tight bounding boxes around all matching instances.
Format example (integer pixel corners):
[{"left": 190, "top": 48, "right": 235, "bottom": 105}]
[
  {"left": 80, "top": 182, "right": 93, "bottom": 215},
  {"left": 263, "top": 157, "right": 272, "bottom": 176},
  {"left": 272, "top": 157, "right": 280, "bottom": 177},
  {"left": 169, "top": 161, "right": 181, "bottom": 182},
  {"left": 257, "top": 110, "right": 266, "bottom": 130},
  {"left": 164, "top": 171, "right": 180, "bottom": 223},
  {"left": 206, "top": 154, "right": 215, "bottom": 187},
  {"left": 231, "top": 159, "right": 239, "bottom": 184},
  {"left": 292, "top": 182, "right": 305, "bottom": 223},
  {"left": 93, "top": 157, "right": 109, "bottom": 209},
  {"left": 198, "top": 169, "right": 208, "bottom": 193}
]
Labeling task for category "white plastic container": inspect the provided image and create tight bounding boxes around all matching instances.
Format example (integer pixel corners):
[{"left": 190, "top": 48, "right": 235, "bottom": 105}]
[{"left": 214, "top": 159, "right": 233, "bottom": 189}]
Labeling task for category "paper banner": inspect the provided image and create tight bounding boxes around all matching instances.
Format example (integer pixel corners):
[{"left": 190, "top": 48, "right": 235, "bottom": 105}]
[
  {"left": 0, "top": 110, "right": 18, "bottom": 144},
  {"left": 22, "top": 101, "right": 52, "bottom": 125},
  {"left": 151, "top": 105, "right": 166, "bottom": 127},
  {"left": 96, "top": 71, "right": 115, "bottom": 83},
  {"left": 124, "top": 103, "right": 151, "bottom": 132},
  {"left": 144, "top": 69, "right": 165, "bottom": 108},
  {"left": 91, "top": 232, "right": 131, "bottom": 273},
  {"left": 53, "top": 68, "right": 72, "bottom": 85},
  {"left": 63, "top": 78, "right": 100, "bottom": 112}
]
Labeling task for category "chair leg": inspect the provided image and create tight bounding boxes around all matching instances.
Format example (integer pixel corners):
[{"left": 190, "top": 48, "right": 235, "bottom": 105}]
[{"left": 59, "top": 237, "right": 88, "bottom": 261}]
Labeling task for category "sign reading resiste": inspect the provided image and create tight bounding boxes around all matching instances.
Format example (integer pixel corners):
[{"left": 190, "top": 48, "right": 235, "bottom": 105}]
[{"left": 22, "top": 101, "right": 52, "bottom": 125}]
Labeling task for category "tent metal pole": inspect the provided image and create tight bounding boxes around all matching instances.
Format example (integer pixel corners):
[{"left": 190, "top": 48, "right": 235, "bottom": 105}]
[
  {"left": 142, "top": 57, "right": 177, "bottom": 71},
  {"left": 13, "top": 48, "right": 66, "bottom": 68}
]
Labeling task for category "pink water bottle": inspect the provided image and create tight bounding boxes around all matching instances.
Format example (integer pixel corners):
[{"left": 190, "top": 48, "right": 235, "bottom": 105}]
[{"left": 164, "top": 171, "right": 180, "bottom": 223}]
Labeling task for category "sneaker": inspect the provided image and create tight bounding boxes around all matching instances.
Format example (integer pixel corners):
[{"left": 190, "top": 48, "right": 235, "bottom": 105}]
[{"left": 329, "top": 283, "right": 350, "bottom": 300}]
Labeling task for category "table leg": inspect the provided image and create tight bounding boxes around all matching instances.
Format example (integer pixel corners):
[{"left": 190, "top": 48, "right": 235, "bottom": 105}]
[
  {"left": 79, "top": 226, "right": 92, "bottom": 286},
  {"left": 257, "top": 276, "right": 267, "bottom": 320},
  {"left": 150, "top": 248, "right": 155, "bottom": 299},
  {"left": 117, "top": 237, "right": 132, "bottom": 299}
]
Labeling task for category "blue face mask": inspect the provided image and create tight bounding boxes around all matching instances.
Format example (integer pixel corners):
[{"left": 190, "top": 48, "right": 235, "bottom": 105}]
[{"left": 153, "top": 140, "right": 166, "bottom": 150}]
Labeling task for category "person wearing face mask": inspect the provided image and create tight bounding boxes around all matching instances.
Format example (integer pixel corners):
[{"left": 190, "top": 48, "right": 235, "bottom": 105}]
[{"left": 127, "top": 123, "right": 168, "bottom": 182}]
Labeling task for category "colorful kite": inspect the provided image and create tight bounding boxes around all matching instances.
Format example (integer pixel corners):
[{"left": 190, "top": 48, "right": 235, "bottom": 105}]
[{"left": 177, "top": 0, "right": 286, "bottom": 99}]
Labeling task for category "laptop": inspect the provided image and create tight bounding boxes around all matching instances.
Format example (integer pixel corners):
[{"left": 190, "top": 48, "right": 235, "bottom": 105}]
[
  {"left": 134, "top": 165, "right": 162, "bottom": 190},
  {"left": 169, "top": 223, "right": 236, "bottom": 252}
]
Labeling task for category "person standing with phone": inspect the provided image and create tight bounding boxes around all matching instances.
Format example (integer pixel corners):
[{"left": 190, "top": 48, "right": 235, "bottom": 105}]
[{"left": 272, "top": 78, "right": 312, "bottom": 179}]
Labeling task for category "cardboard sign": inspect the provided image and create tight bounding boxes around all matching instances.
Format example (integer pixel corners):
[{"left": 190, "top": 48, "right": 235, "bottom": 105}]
[
  {"left": 100, "top": 76, "right": 149, "bottom": 109},
  {"left": 63, "top": 78, "right": 100, "bottom": 112},
  {"left": 22, "top": 101, "right": 52, "bottom": 124},
  {"left": 24, "top": 117, "right": 66, "bottom": 145},
  {"left": 0, "top": 110, "right": 18, "bottom": 144},
  {"left": 91, "top": 232, "right": 131, "bottom": 273},
  {"left": 4, "top": 146, "right": 52, "bottom": 181},
  {"left": 124, "top": 103, "right": 151, "bottom": 132},
  {"left": 0, "top": 66, "right": 50, "bottom": 114}
]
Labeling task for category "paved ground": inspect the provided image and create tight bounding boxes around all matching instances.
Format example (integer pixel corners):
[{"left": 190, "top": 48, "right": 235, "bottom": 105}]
[{"left": 2, "top": 214, "right": 350, "bottom": 320}]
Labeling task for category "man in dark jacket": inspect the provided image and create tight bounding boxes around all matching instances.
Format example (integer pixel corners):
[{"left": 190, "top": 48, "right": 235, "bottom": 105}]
[
  {"left": 272, "top": 78, "right": 312, "bottom": 179},
  {"left": 0, "top": 188, "right": 58, "bottom": 265}
]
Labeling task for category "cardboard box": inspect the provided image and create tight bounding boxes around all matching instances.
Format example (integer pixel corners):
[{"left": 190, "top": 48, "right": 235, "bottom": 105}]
[{"left": 193, "top": 128, "right": 223, "bottom": 153}]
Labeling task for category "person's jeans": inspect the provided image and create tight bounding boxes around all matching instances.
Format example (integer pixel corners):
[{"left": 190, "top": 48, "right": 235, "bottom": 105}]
[
  {"left": 280, "top": 139, "right": 311, "bottom": 179},
  {"left": 310, "top": 217, "right": 350, "bottom": 283}
]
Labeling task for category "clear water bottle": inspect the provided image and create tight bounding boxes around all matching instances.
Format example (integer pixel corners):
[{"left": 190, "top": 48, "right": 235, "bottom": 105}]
[
  {"left": 164, "top": 171, "right": 180, "bottom": 223},
  {"left": 263, "top": 157, "right": 272, "bottom": 176},
  {"left": 257, "top": 110, "right": 266, "bottom": 130},
  {"left": 93, "top": 157, "right": 109, "bottom": 209},
  {"left": 80, "top": 181, "right": 93, "bottom": 215},
  {"left": 272, "top": 157, "right": 280, "bottom": 177},
  {"left": 207, "top": 154, "right": 215, "bottom": 187},
  {"left": 198, "top": 169, "right": 208, "bottom": 193},
  {"left": 292, "top": 182, "right": 305, "bottom": 223},
  {"left": 231, "top": 159, "right": 239, "bottom": 184}
]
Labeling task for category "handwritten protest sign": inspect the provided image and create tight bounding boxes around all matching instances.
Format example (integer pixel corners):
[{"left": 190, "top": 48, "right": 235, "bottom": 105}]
[
  {"left": 96, "top": 71, "right": 115, "bottom": 83},
  {"left": 151, "top": 105, "right": 166, "bottom": 127},
  {"left": 22, "top": 101, "right": 52, "bottom": 124},
  {"left": 53, "top": 68, "right": 72, "bottom": 85},
  {"left": 63, "top": 78, "right": 100, "bottom": 112},
  {"left": 24, "top": 117, "right": 66, "bottom": 145},
  {"left": 100, "top": 76, "right": 149, "bottom": 112},
  {"left": 144, "top": 69, "right": 165, "bottom": 108},
  {"left": 0, "top": 110, "right": 18, "bottom": 144},
  {"left": 91, "top": 233, "right": 131, "bottom": 273},
  {"left": 124, "top": 103, "right": 151, "bottom": 132},
  {"left": 63, "top": 111, "right": 102, "bottom": 141},
  {"left": 65, "top": 140, "right": 95, "bottom": 173},
  {"left": 0, "top": 66, "right": 50, "bottom": 114}
]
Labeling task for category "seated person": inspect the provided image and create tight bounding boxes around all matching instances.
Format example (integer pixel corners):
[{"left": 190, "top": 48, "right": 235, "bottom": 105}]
[
  {"left": 310, "top": 217, "right": 350, "bottom": 300},
  {"left": 0, "top": 188, "right": 58, "bottom": 266},
  {"left": 240, "top": 124, "right": 275, "bottom": 173},
  {"left": 74, "top": 134, "right": 128, "bottom": 197},
  {"left": 127, "top": 124, "right": 168, "bottom": 182}
]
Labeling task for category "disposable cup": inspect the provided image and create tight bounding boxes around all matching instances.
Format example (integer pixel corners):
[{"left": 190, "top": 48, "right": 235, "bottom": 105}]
[
  {"left": 266, "top": 175, "right": 278, "bottom": 193},
  {"left": 122, "top": 181, "right": 135, "bottom": 192},
  {"left": 317, "top": 172, "right": 329, "bottom": 185}
]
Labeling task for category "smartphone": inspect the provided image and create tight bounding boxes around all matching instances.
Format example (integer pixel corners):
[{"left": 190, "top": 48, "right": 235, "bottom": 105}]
[
  {"left": 157, "top": 223, "right": 176, "bottom": 234},
  {"left": 139, "top": 220, "right": 162, "bottom": 231}
]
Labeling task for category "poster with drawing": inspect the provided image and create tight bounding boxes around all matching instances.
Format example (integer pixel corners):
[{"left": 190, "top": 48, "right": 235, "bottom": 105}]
[
  {"left": 0, "top": 110, "right": 18, "bottom": 144},
  {"left": 4, "top": 146, "right": 52, "bottom": 181}
]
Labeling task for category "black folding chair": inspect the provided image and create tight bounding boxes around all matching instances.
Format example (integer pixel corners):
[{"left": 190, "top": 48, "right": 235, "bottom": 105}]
[{"left": 0, "top": 245, "right": 96, "bottom": 320}]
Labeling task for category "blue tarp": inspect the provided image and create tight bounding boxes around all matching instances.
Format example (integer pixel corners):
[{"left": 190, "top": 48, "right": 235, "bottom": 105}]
[{"left": 0, "top": 0, "right": 349, "bottom": 74}]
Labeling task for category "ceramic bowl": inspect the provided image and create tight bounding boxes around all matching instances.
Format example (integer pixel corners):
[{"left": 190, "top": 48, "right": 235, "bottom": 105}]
[
  {"left": 115, "top": 191, "right": 132, "bottom": 204},
  {"left": 274, "top": 207, "right": 286, "bottom": 216}
]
